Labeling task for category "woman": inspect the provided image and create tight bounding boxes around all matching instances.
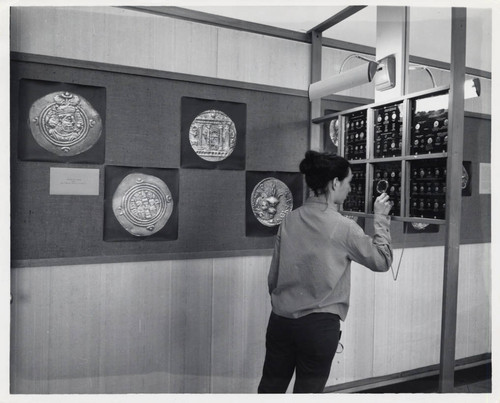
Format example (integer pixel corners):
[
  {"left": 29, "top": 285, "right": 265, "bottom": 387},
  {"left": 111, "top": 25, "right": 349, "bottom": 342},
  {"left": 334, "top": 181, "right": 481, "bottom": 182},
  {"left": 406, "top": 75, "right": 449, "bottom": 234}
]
[{"left": 258, "top": 150, "right": 393, "bottom": 394}]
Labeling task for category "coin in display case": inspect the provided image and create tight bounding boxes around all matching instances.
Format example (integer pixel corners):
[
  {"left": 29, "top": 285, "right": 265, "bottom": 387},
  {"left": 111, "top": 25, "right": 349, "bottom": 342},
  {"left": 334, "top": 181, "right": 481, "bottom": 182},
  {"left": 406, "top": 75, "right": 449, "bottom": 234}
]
[
  {"left": 461, "top": 165, "right": 469, "bottom": 189},
  {"left": 329, "top": 118, "right": 339, "bottom": 146},
  {"left": 29, "top": 91, "right": 102, "bottom": 156},
  {"left": 112, "top": 173, "right": 173, "bottom": 237},
  {"left": 251, "top": 178, "right": 293, "bottom": 227},
  {"left": 189, "top": 109, "right": 237, "bottom": 162}
]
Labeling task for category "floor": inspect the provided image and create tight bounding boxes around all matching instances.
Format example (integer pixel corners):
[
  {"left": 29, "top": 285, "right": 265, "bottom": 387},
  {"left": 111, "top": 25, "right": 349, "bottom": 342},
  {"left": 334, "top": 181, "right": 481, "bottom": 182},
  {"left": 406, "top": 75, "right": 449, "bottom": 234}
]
[{"left": 359, "top": 363, "right": 491, "bottom": 393}]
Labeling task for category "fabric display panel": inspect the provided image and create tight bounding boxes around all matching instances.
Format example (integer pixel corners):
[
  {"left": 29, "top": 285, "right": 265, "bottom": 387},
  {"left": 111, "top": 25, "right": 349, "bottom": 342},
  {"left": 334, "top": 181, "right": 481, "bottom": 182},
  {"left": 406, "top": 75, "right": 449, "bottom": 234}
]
[
  {"left": 17, "top": 78, "right": 106, "bottom": 164},
  {"left": 245, "top": 171, "right": 303, "bottom": 237},
  {"left": 180, "top": 97, "right": 246, "bottom": 170},
  {"left": 104, "top": 165, "right": 179, "bottom": 242}
]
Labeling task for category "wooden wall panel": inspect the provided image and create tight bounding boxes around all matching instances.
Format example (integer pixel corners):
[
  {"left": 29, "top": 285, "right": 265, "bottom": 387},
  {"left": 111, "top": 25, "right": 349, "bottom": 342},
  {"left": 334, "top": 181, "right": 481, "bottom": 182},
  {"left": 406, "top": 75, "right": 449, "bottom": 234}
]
[
  {"left": 372, "top": 246, "right": 444, "bottom": 377},
  {"left": 10, "top": 243, "right": 491, "bottom": 394},
  {"left": 455, "top": 243, "right": 491, "bottom": 360},
  {"left": 216, "top": 27, "right": 310, "bottom": 90},
  {"left": 10, "top": 266, "right": 51, "bottom": 394},
  {"left": 328, "top": 264, "right": 377, "bottom": 385},
  {"left": 168, "top": 259, "right": 213, "bottom": 393},
  {"left": 210, "top": 256, "right": 271, "bottom": 393}
]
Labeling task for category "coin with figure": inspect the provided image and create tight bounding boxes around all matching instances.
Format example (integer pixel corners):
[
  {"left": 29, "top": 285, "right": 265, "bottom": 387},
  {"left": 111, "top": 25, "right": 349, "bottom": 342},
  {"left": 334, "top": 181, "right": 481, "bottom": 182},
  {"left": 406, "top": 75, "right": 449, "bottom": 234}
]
[
  {"left": 112, "top": 173, "right": 173, "bottom": 237},
  {"left": 189, "top": 109, "right": 237, "bottom": 162},
  {"left": 29, "top": 91, "right": 102, "bottom": 156},
  {"left": 329, "top": 118, "right": 339, "bottom": 146},
  {"left": 251, "top": 178, "right": 293, "bottom": 227}
]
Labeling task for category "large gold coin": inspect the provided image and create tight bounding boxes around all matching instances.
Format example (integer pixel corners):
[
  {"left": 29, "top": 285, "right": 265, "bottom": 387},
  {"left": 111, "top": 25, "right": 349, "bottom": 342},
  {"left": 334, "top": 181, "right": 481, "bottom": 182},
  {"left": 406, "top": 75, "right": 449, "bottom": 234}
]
[
  {"left": 29, "top": 91, "right": 102, "bottom": 156},
  {"left": 189, "top": 109, "right": 237, "bottom": 162},
  {"left": 112, "top": 173, "right": 173, "bottom": 237},
  {"left": 251, "top": 178, "right": 293, "bottom": 227}
]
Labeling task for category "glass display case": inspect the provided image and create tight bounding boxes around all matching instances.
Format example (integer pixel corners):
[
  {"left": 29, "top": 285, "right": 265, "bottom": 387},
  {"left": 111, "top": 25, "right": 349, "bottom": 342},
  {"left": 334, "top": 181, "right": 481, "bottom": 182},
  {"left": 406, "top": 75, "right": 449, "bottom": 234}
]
[{"left": 326, "top": 86, "right": 449, "bottom": 223}]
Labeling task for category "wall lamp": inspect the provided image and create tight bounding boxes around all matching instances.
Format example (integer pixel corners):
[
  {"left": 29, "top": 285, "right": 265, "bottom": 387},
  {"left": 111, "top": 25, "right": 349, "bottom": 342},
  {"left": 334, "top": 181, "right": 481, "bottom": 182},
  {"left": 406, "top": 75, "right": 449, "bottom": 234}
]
[
  {"left": 309, "top": 54, "right": 481, "bottom": 101},
  {"left": 308, "top": 54, "right": 395, "bottom": 101},
  {"left": 464, "top": 77, "right": 481, "bottom": 99},
  {"left": 409, "top": 64, "right": 480, "bottom": 99}
]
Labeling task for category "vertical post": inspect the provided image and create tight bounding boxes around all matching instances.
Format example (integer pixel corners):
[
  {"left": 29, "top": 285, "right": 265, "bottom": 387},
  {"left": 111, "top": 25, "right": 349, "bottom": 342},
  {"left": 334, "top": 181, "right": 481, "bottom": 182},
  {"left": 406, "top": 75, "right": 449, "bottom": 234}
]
[
  {"left": 375, "top": 6, "right": 410, "bottom": 102},
  {"left": 309, "top": 29, "right": 322, "bottom": 151},
  {"left": 438, "top": 7, "right": 466, "bottom": 393}
]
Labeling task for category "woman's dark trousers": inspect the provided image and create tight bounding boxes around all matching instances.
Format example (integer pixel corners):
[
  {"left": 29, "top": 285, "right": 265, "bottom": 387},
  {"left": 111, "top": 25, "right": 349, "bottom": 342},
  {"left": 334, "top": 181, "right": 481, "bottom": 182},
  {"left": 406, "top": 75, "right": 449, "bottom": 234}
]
[{"left": 258, "top": 312, "right": 341, "bottom": 393}]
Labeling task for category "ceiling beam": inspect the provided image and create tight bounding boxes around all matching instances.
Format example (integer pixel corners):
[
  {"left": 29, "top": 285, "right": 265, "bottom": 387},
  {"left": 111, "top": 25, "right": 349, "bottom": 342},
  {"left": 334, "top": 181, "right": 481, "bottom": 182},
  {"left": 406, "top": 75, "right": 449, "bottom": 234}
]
[
  {"left": 307, "top": 6, "right": 367, "bottom": 33},
  {"left": 118, "top": 6, "right": 308, "bottom": 42}
]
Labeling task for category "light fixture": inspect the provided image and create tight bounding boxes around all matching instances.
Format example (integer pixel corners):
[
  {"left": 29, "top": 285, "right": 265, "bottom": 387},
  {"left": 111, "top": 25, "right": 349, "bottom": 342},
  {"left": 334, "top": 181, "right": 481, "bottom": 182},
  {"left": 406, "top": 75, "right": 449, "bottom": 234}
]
[
  {"left": 464, "top": 78, "right": 481, "bottom": 99},
  {"left": 309, "top": 55, "right": 481, "bottom": 101},
  {"left": 308, "top": 61, "right": 378, "bottom": 100},
  {"left": 409, "top": 64, "right": 437, "bottom": 88},
  {"left": 308, "top": 54, "right": 395, "bottom": 101},
  {"left": 374, "top": 55, "right": 396, "bottom": 91}
]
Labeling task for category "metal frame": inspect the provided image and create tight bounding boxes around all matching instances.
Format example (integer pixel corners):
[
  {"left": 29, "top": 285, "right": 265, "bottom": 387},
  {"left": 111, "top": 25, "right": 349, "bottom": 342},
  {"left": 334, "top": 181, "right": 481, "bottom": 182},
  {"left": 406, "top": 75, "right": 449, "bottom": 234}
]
[{"left": 309, "top": 6, "right": 468, "bottom": 393}]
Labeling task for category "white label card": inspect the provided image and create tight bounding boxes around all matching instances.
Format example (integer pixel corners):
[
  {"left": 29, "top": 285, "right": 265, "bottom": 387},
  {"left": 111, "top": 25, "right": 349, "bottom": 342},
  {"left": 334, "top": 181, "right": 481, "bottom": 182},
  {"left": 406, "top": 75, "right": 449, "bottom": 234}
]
[
  {"left": 479, "top": 163, "right": 491, "bottom": 195},
  {"left": 50, "top": 167, "right": 100, "bottom": 196}
]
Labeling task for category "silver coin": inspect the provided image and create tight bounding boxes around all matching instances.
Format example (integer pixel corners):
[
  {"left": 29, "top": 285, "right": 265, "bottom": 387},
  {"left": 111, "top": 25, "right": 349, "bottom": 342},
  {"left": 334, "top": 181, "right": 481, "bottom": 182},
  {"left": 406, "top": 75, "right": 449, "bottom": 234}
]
[
  {"left": 189, "top": 109, "right": 237, "bottom": 162},
  {"left": 251, "top": 178, "right": 293, "bottom": 227},
  {"left": 412, "top": 222, "right": 429, "bottom": 230},
  {"left": 461, "top": 165, "right": 469, "bottom": 189},
  {"left": 29, "top": 91, "right": 102, "bottom": 156},
  {"left": 329, "top": 119, "right": 339, "bottom": 146},
  {"left": 112, "top": 173, "right": 173, "bottom": 237}
]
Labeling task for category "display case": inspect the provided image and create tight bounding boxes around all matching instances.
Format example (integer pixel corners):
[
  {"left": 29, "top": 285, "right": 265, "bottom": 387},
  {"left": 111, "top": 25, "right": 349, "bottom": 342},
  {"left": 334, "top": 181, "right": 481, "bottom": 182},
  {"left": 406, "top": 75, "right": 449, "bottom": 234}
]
[{"left": 324, "top": 86, "right": 450, "bottom": 223}]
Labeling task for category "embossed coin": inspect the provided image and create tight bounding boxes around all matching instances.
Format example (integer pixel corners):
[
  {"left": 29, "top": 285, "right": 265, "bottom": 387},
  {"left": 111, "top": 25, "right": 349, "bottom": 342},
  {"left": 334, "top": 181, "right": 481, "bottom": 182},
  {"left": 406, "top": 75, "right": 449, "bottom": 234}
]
[
  {"left": 329, "top": 118, "right": 339, "bottom": 146},
  {"left": 189, "top": 109, "right": 237, "bottom": 162},
  {"left": 251, "top": 178, "right": 293, "bottom": 227},
  {"left": 412, "top": 222, "right": 429, "bottom": 230},
  {"left": 461, "top": 165, "right": 469, "bottom": 189},
  {"left": 112, "top": 173, "right": 173, "bottom": 237},
  {"left": 29, "top": 91, "right": 102, "bottom": 156}
]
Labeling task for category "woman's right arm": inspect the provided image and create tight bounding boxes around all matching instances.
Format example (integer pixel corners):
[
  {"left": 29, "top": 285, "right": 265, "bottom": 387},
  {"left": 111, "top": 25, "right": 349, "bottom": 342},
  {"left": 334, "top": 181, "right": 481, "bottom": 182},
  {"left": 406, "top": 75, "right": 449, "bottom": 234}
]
[{"left": 345, "top": 193, "right": 393, "bottom": 272}]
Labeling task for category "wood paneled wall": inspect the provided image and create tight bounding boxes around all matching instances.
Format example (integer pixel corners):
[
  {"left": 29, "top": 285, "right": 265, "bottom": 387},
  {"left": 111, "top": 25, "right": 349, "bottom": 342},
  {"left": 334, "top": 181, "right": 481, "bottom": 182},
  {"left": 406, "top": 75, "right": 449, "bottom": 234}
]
[
  {"left": 9, "top": 6, "right": 491, "bottom": 394},
  {"left": 10, "top": 244, "right": 490, "bottom": 393},
  {"left": 10, "top": 6, "right": 490, "bottom": 115},
  {"left": 9, "top": 6, "right": 311, "bottom": 92}
]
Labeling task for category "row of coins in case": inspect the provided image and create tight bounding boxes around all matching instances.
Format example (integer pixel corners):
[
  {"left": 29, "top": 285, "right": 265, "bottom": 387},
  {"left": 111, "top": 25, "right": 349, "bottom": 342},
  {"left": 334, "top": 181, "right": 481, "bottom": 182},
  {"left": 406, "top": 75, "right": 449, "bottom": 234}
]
[
  {"left": 411, "top": 166, "right": 447, "bottom": 179},
  {"left": 411, "top": 181, "right": 447, "bottom": 195},
  {"left": 410, "top": 197, "right": 446, "bottom": 219},
  {"left": 411, "top": 132, "right": 448, "bottom": 154}
]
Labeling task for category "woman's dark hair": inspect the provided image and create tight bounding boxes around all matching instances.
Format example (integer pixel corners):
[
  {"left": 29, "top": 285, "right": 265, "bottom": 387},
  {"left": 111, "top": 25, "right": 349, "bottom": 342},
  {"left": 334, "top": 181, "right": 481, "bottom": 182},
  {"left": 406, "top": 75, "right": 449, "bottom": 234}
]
[{"left": 299, "top": 150, "right": 350, "bottom": 196}]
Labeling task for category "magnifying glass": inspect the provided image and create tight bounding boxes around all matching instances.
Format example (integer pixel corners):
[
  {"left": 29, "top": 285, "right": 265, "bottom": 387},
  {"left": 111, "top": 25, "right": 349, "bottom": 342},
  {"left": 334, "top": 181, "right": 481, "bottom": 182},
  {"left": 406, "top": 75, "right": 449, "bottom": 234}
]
[
  {"left": 376, "top": 179, "right": 389, "bottom": 194},
  {"left": 376, "top": 179, "right": 394, "bottom": 209}
]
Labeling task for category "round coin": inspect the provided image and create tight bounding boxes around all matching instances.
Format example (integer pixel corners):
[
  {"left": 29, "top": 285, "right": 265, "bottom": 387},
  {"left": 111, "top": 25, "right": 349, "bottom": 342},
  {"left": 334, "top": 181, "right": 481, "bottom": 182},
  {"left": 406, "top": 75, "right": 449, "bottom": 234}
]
[
  {"left": 112, "top": 173, "right": 173, "bottom": 237},
  {"left": 29, "top": 91, "right": 102, "bottom": 156},
  {"left": 461, "top": 165, "right": 469, "bottom": 189},
  {"left": 329, "top": 118, "right": 339, "bottom": 146},
  {"left": 412, "top": 222, "right": 429, "bottom": 230},
  {"left": 189, "top": 109, "right": 237, "bottom": 162},
  {"left": 251, "top": 178, "right": 293, "bottom": 227}
]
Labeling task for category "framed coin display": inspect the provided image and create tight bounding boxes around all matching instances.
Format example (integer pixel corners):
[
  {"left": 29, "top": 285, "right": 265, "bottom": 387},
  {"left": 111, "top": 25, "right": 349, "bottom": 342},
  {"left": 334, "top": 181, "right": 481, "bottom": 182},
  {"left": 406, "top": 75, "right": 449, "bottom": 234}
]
[
  {"left": 104, "top": 166, "right": 179, "bottom": 241},
  {"left": 462, "top": 161, "right": 472, "bottom": 196},
  {"left": 404, "top": 222, "right": 440, "bottom": 234},
  {"left": 18, "top": 79, "right": 106, "bottom": 163},
  {"left": 246, "top": 171, "right": 303, "bottom": 237},
  {"left": 181, "top": 97, "right": 246, "bottom": 170}
]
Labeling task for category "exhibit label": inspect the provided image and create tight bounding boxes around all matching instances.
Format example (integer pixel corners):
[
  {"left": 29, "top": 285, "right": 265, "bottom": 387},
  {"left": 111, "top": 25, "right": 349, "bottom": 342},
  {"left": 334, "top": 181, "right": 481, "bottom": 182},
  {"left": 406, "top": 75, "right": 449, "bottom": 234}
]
[{"left": 50, "top": 167, "right": 100, "bottom": 195}]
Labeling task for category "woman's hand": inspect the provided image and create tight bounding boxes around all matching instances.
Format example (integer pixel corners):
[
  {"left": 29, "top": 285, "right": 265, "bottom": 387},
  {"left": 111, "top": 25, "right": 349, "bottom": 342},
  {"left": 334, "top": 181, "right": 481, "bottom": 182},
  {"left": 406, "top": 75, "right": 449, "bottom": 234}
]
[{"left": 374, "top": 193, "right": 393, "bottom": 215}]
